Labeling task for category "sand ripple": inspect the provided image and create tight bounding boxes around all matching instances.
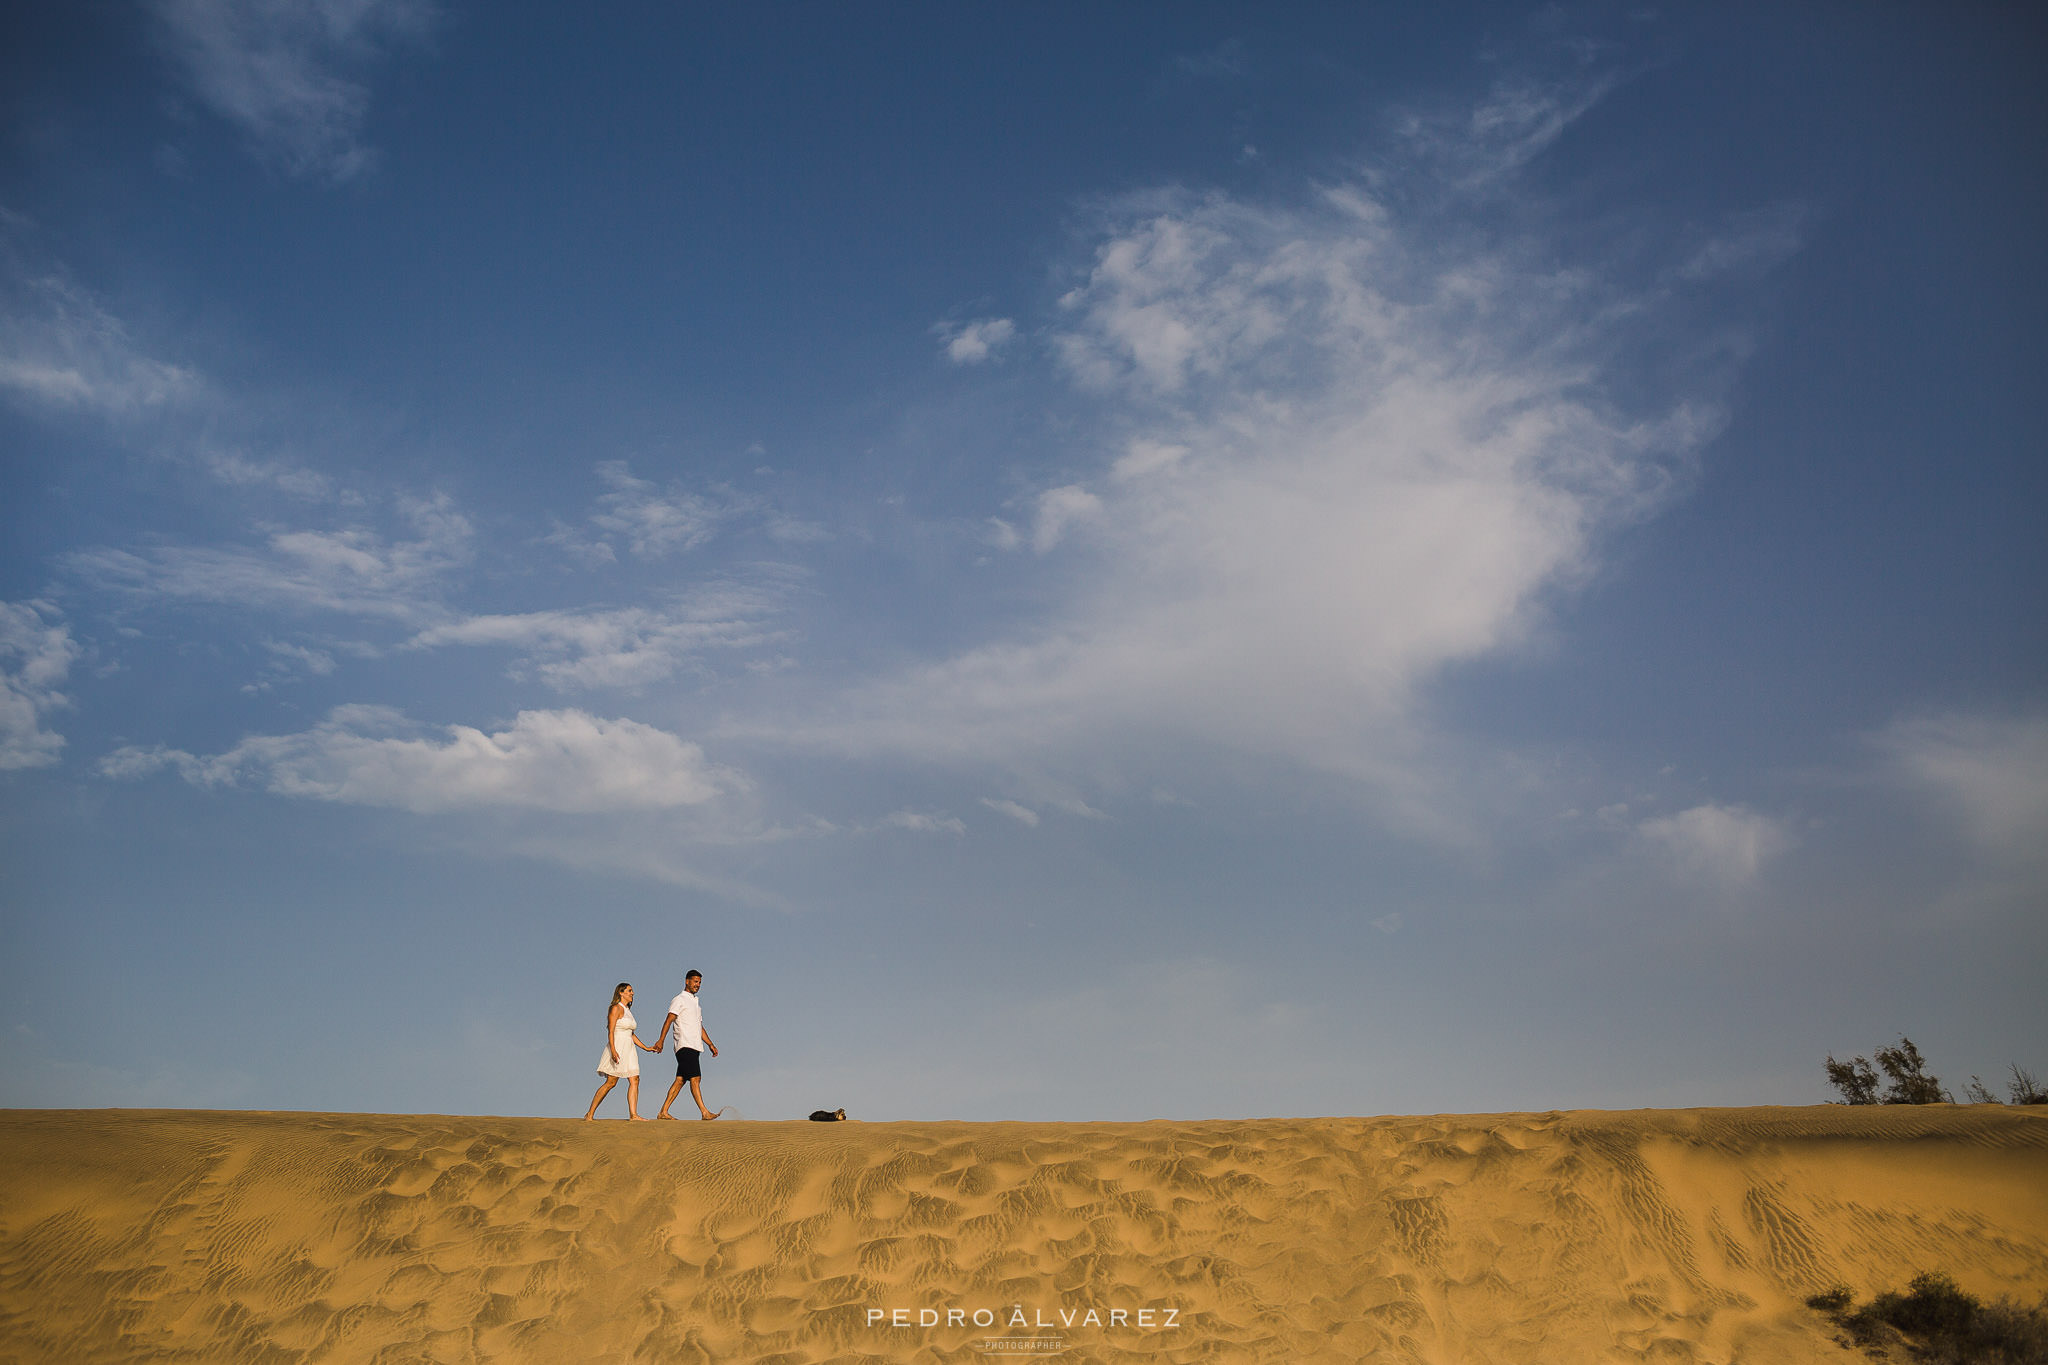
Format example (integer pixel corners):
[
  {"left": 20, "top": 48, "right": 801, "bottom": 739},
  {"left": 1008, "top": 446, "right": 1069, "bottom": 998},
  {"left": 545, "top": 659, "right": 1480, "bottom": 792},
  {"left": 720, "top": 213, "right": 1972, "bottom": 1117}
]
[{"left": 1, "top": 1105, "right": 2044, "bottom": 1362}]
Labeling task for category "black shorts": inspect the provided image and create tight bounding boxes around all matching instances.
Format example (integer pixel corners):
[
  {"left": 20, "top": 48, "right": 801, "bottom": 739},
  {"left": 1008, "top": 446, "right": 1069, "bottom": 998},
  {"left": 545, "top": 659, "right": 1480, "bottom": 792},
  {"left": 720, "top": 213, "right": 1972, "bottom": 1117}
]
[{"left": 674, "top": 1048, "right": 702, "bottom": 1080}]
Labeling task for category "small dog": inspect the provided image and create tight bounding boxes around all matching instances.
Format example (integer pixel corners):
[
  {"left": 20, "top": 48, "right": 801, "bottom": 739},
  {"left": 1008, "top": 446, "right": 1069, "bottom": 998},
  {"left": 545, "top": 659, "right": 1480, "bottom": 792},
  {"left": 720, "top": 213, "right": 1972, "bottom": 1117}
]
[{"left": 808, "top": 1108, "right": 848, "bottom": 1122}]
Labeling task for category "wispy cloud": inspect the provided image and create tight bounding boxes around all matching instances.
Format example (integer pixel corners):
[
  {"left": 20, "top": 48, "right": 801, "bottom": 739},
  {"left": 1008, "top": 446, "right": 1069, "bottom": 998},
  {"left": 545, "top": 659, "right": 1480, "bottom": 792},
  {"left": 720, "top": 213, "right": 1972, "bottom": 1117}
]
[
  {"left": 194, "top": 444, "right": 341, "bottom": 501},
  {"left": 1110, "top": 438, "right": 1188, "bottom": 482},
  {"left": 149, "top": 0, "right": 439, "bottom": 180},
  {"left": 1, "top": 251, "right": 351, "bottom": 502},
  {"left": 1676, "top": 205, "right": 1806, "bottom": 282},
  {"left": 561, "top": 460, "right": 743, "bottom": 562},
  {"left": 0, "top": 601, "right": 77, "bottom": 769},
  {"left": 103, "top": 704, "right": 736, "bottom": 813},
  {"left": 65, "top": 494, "right": 471, "bottom": 625},
  {"left": 1397, "top": 70, "right": 1619, "bottom": 187},
  {"left": 470, "top": 821, "right": 790, "bottom": 903},
  {"left": 760, "top": 92, "right": 1726, "bottom": 837},
  {"left": 1170, "top": 39, "right": 1248, "bottom": 82},
  {"left": 0, "top": 274, "right": 199, "bottom": 415},
  {"left": 883, "top": 809, "right": 967, "bottom": 836},
  {"left": 407, "top": 577, "right": 794, "bottom": 691},
  {"left": 1877, "top": 710, "right": 2048, "bottom": 861},
  {"left": 935, "top": 317, "right": 1016, "bottom": 365},
  {"left": 1637, "top": 803, "right": 1790, "bottom": 882},
  {"left": 1028, "top": 484, "right": 1102, "bottom": 553},
  {"left": 545, "top": 460, "right": 823, "bottom": 565},
  {"left": 246, "top": 638, "right": 339, "bottom": 691},
  {"left": 980, "top": 797, "right": 1039, "bottom": 827}
]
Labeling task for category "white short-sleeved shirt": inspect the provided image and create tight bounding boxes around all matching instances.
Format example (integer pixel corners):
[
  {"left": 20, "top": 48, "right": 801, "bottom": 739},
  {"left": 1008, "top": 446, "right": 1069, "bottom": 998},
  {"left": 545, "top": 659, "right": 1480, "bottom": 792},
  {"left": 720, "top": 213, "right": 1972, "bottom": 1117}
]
[{"left": 667, "top": 989, "right": 704, "bottom": 1052}]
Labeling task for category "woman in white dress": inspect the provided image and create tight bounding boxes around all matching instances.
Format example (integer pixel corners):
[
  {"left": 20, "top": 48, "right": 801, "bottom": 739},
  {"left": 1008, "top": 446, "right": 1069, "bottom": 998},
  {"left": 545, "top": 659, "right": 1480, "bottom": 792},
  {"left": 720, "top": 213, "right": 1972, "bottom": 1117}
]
[{"left": 583, "top": 982, "right": 659, "bottom": 1120}]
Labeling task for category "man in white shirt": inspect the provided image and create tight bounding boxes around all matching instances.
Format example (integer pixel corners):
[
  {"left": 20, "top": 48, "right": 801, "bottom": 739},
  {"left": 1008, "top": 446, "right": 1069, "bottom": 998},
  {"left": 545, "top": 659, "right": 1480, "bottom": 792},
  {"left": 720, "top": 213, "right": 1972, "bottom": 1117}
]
[{"left": 654, "top": 970, "right": 721, "bottom": 1120}]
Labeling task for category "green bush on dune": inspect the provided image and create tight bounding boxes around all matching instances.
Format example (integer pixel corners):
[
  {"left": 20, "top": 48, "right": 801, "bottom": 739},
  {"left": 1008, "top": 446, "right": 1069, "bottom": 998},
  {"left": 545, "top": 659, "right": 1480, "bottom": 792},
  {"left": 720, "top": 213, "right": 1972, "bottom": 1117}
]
[
  {"left": 1824, "top": 1037, "right": 1949, "bottom": 1105},
  {"left": 1823, "top": 1039, "right": 2047, "bottom": 1107},
  {"left": 1964, "top": 1065, "right": 2048, "bottom": 1107},
  {"left": 1807, "top": 1273, "right": 2048, "bottom": 1364}
]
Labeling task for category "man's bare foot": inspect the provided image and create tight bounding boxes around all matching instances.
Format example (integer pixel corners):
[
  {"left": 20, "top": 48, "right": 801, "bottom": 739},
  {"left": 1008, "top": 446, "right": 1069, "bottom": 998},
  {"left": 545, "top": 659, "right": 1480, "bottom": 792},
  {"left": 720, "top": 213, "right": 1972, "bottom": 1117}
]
[
  {"left": 629, "top": 1114, "right": 650, "bottom": 1121},
  {"left": 656, "top": 1112, "right": 677, "bottom": 1120},
  {"left": 700, "top": 1108, "right": 724, "bottom": 1120}
]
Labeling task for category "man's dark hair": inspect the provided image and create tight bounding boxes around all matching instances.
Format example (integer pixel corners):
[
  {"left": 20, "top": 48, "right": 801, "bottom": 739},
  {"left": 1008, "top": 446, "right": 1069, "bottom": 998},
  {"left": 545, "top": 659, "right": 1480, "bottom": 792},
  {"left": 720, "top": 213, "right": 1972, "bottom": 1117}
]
[{"left": 685, "top": 969, "right": 702, "bottom": 980}]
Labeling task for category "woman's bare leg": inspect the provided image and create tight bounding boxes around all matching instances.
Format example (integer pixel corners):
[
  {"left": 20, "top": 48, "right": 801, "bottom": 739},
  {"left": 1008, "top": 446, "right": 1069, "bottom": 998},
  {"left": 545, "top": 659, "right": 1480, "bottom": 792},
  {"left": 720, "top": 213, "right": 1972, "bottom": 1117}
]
[
  {"left": 627, "top": 1075, "right": 648, "bottom": 1120},
  {"left": 584, "top": 1075, "right": 617, "bottom": 1120}
]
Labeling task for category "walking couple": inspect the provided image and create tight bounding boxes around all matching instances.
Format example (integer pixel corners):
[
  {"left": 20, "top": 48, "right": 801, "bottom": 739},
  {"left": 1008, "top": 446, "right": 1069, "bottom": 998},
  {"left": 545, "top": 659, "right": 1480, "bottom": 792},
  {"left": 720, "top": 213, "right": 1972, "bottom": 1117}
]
[{"left": 583, "top": 971, "right": 722, "bottom": 1121}]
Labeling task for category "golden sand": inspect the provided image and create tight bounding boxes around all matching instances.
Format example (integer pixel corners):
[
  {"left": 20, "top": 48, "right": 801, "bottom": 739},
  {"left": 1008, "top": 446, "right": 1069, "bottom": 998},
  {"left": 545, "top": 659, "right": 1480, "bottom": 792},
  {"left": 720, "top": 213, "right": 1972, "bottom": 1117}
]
[{"left": 2, "top": 1105, "right": 2044, "bottom": 1362}]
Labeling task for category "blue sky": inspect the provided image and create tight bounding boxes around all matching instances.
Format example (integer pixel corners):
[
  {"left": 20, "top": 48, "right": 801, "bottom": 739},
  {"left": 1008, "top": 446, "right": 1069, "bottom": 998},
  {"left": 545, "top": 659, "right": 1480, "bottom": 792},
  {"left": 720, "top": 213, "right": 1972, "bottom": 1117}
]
[{"left": 2, "top": 2, "right": 2043, "bottom": 1121}]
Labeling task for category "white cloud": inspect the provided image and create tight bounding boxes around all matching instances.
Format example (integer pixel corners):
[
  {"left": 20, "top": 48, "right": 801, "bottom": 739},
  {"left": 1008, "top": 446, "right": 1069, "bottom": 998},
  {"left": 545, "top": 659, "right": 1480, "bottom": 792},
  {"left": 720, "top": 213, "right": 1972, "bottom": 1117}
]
[
  {"left": 765, "top": 516, "right": 831, "bottom": 545},
  {"left": 936, "top": 317, "right": 1016, "bottom": 365},
  {"left": 0, "top": 260, "right": 358, "bottom": 503},
  {"left": 1637, "top": 803, "right": 1789, "bottom": 882},
  {"left": 1593, "top": 802, "right": 1632, "bottom": 830},
  {"left": 1370, "top": 912, "right": 1404, "bottom": 935},
  {"left": 407, "top": 580, "right": 791, "bottom": 691},
  {"left": 196, "top": 445, "right": 338, "bottom": 500},
  {"left": 1171, "top": 39, "right": 1248, "bottom": 82},
  {"left": 1111, "top": 438, "right": 1188, "bottom": 482},
  {"left": 0, "top": 601, "right": 78, "bottom": 769},
  {"left": 66, "top": 494, "right": 471, "bottom": 625},
  {"left": 149, "top": 0, "right": 438, "bottom": 181},
  {"left": 550, "top": 464, "right": 812, "bottom": 563},
  {"left": 1030, "top": 484, "right": 1102, "bottom": 553},
  {"left": 1399, "top": 72, "right": 1619, "bottom": 187},
  {"left": 102, "top": 705, "right": 735, "bottom": 813},
  {"left": 262, "top": 639, "right": 336, "bottom": 675},
  {"left": 0, "top": 275, "right": 198, "bottom": 415},
  {"left": 541, "top": 517, "right": 616, "bottom": 568},
  {"left": 1878, "top": 711, "right": 2048, "bottom": 859},
  {"left": 1053, "top": 209, "right": 1256, "bottom": 394},
  {"left": 759, "top": 106, "right": 1725, "bottom": 837},
  {"left": 980, "top": 797, "right": 1039, "bottom": 827},
  {"left": 472, "top": 821, "right": 791, "bottom": 903},
  {"left": 586, "top": 461, "right": 736, "bottom": 560},
  {"left": 1677, "top": 205, "right": 1805, "bottom": 282},
  {"left": 883, "top": 809, "right": 967, "bottom": 836},
  {"left": 1042, "top": 793, "right": 1107, "bottom": 820}
]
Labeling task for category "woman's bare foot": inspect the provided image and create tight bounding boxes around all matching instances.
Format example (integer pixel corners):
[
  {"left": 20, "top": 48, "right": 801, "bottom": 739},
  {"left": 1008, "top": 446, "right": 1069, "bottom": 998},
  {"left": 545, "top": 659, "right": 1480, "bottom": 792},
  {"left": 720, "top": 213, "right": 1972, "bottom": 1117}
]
[
  {"left": 656, "top": 1112, "right": 678, "bottom": 1120},
  {"left": 629, "top": 1114, "right": 650, "bottom": 1121}
]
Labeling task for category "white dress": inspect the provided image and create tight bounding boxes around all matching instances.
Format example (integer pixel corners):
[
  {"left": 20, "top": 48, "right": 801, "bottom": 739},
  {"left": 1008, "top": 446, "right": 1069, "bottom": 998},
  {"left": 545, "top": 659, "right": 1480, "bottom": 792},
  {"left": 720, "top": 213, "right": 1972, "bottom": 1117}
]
[{"left": 596, "top": 1005, "right": 640, "bottom": 1078}]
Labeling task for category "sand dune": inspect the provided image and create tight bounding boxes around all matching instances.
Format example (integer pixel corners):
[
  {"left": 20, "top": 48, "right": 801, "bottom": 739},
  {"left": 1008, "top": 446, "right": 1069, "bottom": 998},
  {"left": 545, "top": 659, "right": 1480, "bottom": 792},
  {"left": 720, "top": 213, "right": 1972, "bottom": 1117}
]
[{"left": 1, "top": 1105, "right": 2043, "bottom": 1362}]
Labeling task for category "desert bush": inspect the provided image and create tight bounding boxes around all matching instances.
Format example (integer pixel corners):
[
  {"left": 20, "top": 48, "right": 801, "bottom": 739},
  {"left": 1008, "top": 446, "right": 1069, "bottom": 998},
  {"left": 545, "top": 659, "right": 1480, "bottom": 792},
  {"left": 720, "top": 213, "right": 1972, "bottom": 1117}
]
[
  {"left": 1826, "top": 1054, "right": 1882, "bottom": 1105},
  {"left": 1825, "top": 1036, "right": 1951, "bottom": 1104},
  {"left": 1939, "top": 1063, "right": 2043, "bottom": 1106},
  {"left": 1810, "top": 1273, "right": 2048, "bottom": 1364},
  {"left": 1874, "top": 1038, "right": 1950, "bottom": 1104},
  {"left": 1870, "top": 1273, "right": 1981, "bottom": 1340}
]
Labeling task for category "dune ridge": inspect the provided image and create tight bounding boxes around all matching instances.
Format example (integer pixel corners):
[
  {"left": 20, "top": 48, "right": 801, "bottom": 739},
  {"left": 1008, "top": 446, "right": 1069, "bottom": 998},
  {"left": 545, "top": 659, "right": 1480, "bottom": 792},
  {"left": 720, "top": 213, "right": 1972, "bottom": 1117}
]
[{"left": 2, "top": 1105, "right": 2044, "bottom": 1363}]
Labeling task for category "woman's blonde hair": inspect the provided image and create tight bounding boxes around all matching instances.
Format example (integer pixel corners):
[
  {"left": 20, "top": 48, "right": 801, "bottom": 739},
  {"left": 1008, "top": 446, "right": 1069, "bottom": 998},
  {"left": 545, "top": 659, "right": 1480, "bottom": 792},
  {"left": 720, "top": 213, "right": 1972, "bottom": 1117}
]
[{"left": 610, "top": 982, "right": 631, "bottom": 1006}]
